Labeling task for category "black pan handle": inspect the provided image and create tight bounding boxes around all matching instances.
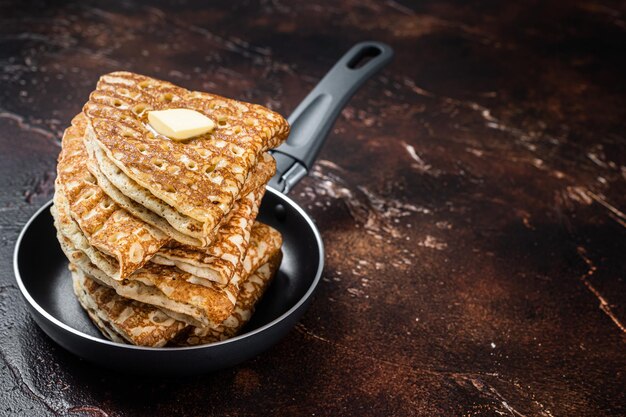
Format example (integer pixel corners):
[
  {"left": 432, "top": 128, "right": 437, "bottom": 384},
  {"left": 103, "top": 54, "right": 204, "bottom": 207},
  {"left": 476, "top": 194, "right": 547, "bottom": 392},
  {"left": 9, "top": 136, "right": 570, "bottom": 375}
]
[{"left": 269, "top": 41, "right": 394, "bottom": 193}]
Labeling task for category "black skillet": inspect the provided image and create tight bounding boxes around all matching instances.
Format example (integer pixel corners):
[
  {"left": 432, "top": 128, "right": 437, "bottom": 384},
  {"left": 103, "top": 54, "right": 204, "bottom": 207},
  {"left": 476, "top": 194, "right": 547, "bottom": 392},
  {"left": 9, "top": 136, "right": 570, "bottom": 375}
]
[{"left": 13, "top": 41, "right": 393, "bottom": 375}]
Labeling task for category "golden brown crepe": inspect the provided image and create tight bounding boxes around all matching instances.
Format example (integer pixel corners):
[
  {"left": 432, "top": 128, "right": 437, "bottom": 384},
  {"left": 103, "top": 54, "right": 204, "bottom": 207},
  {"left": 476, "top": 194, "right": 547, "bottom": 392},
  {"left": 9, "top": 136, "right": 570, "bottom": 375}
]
[
  {"left": 56, "top": 113, "right": 276, "bottom": 283},
  {"left": 51, "top": 71, "right": 288, "bottom": 348},
  {"left": 72, "top": 248, "right": 281, "bottom": 347},
  {"left": 151, "top": 187, "right": 264, "bottom": 285},
  {"left": 72, "top": 265, "right": 187, "bottom": 348},
  {"left": 54, "top": 190, "right": 282, "bottom": 328},
  {"left": 83, "top": 71, "right": 289, "bottom": 245},
  {"left": 177, "top": 249, "right": 282, "bottom": 346},
  {"left": 55, "top": 114, "right": 168, "bottom": 280}
]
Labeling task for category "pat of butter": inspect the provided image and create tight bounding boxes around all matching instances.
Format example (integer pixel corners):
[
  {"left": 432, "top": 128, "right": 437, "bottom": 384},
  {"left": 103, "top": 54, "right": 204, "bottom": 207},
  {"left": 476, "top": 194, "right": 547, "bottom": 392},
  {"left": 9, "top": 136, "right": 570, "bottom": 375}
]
[{"left": 147, "top": 108, "right": 215, "bottom": 140}]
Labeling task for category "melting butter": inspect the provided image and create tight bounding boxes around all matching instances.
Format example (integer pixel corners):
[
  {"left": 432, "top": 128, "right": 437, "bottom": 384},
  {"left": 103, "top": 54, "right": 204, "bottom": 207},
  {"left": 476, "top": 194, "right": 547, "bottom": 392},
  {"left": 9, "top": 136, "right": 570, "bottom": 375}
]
[{"left": 147, "top": 108, "right": 215, "bottom": 140}]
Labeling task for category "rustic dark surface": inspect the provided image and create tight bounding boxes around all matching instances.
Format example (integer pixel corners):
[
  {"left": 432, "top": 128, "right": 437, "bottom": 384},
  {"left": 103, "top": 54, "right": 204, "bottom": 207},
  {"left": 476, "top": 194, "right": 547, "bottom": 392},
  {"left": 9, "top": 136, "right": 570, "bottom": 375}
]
[{"left": 1, "top": 0, "right": 625, "bottom": 416}]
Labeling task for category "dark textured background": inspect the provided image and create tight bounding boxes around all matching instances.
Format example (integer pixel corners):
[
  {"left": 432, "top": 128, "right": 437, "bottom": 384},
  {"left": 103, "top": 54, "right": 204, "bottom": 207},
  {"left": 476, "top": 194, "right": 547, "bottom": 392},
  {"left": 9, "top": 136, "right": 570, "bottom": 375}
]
[{"left": 1, "top": 0, "right": 625, "bottom": 416}]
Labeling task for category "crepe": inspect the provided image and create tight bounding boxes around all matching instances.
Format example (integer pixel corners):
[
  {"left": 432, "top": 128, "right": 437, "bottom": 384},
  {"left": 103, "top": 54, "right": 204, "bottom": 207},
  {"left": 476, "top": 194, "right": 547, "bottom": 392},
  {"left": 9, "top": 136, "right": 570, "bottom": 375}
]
[
  {"left": 57, "top": 112, "right": 274, "bottom": 281},
  {"left": 55, "top": 113, "right": 168, "bottom": 279},
  {"left": 72, "top": 250, "right": 281, "bottom": 347},
  {"left": 83, "top": 71, "right": 289, "bottom": 244},
  {"left": 85, "top": 135, "right": 276, "bottom": 247},
  {"left": 177, "top": 249, "right": 281, "bottom": 345},
  {"left": 52, "top": 191, "right": 127, "bottom": 281},
  {"left": 54, "top": 190, "right": 282, "bottom": 328},
  {"left": 151, "top": 186, "right": 264, "bottom": 285},
  {"left": 72, "top": 265, "right": 187, "bottom": 347}
]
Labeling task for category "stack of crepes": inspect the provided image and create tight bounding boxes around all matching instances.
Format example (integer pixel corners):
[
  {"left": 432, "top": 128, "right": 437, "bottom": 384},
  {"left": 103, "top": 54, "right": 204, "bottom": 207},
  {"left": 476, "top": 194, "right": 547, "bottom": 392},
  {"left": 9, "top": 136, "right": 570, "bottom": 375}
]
[{"left": 51, "top": 72, "right": 290, "bottom": 347}]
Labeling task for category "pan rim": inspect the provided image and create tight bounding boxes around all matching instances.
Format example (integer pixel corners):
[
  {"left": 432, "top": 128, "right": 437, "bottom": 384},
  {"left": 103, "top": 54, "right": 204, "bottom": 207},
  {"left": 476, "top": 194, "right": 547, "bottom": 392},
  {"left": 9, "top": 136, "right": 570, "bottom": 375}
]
[{"left": 13, "top": 186, "right": 324, "bottom": 352}]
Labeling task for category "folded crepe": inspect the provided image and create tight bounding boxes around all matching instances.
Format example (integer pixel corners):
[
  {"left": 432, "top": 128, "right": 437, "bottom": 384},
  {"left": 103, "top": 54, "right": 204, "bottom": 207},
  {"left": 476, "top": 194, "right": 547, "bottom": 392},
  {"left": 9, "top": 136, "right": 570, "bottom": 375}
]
[
  {"left": 72, "top": 246, "right": 281, "bottom": 347},
  {"left": 85, "top": 133, "right": 275, "bottom": 248},
  {"left": 83, "top": 71, "right": 289, "bottom": 245},
  {"left": 89, "top": 141, "right": 270, "bottom": 286},
  {"left": 72, "top": 265, "right": 187, "bottom": 347},
  {"left": 177, "top": 250, "right": 281, "bottom": 346},
  {"left": 54, "top": 189, "right": 282, "bottom": 328},
  {"left": 55, "top": 114, "right": 168, "bottom": 280},
  {"left": 56, "top": 113, "right": 275, "bottom": 281},
  {"left": 151, "top": 185, "right": 264, "bottom": 285}
]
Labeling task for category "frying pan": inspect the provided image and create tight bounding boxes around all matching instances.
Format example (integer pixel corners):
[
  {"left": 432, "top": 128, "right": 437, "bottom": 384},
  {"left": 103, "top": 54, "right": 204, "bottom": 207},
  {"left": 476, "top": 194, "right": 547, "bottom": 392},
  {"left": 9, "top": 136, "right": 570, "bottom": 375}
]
[{"left": 13, "top": 41, "right": 393, "bottom": 375}]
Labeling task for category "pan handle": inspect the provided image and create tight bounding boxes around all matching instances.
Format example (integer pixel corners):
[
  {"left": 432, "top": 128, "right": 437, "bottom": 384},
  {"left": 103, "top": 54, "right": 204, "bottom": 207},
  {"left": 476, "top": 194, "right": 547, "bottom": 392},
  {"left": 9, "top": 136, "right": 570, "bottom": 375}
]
[{"left": 269, "top": 41, "right": 394, "bottom": 193}]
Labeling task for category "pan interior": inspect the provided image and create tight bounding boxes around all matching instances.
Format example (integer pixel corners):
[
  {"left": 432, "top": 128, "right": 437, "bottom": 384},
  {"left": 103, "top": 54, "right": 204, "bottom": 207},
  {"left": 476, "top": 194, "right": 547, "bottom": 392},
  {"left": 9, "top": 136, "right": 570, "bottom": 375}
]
[{"left": 16, "top": 190, "right": 321, "bottom": 346}]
